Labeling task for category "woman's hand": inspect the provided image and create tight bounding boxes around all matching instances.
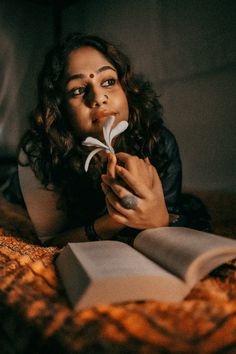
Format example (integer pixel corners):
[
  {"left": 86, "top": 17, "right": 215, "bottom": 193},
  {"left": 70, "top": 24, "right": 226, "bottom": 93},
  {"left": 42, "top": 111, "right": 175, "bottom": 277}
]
[{"left": 101, "top": 152, "right": 169, "bottom": 229}]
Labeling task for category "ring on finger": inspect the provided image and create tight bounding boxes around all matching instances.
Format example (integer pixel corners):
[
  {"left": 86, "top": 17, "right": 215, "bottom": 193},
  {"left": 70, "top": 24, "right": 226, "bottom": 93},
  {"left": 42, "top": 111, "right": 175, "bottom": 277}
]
[{"left": 120, "top": 194, "right": 138, "bottom": 210}]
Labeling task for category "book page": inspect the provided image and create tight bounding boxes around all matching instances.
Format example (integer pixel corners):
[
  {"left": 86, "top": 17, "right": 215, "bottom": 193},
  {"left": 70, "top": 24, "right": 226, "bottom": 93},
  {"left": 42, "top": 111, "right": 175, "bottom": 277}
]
[
  {"left": 134, "top": 227, "right": 236, "bottom": 285},
  {"left": 56, "top": 240, "right": 188, "bottom": 309},
  {"left": 68, "top": 240, "right": 175, "bottom": 279}
]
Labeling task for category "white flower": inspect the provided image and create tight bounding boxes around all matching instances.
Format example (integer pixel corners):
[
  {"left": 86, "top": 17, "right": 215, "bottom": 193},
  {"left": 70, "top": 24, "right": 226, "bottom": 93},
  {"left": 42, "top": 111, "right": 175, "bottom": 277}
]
[{"left": 82, "top": 115, "right": 128, "bottom": 172}]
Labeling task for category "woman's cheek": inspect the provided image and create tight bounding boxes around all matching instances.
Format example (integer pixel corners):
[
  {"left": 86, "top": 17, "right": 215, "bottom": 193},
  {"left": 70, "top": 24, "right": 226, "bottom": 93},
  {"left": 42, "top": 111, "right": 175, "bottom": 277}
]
[{"left": 67, "top": 109, "right": 86, "bottom": 136}]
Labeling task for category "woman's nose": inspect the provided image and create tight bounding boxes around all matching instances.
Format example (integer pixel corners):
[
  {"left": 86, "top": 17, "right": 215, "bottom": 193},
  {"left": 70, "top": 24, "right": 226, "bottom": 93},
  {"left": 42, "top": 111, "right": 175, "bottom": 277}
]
[{"left": 85, "top": 87, "right": 108, "bottom": 107}]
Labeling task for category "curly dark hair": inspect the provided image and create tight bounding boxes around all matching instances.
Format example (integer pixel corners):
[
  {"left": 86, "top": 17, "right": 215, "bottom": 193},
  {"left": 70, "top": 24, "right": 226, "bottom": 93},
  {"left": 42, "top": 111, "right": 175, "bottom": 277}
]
[{"left": 19, "top": 33, "right": 167, "bottom": 222}]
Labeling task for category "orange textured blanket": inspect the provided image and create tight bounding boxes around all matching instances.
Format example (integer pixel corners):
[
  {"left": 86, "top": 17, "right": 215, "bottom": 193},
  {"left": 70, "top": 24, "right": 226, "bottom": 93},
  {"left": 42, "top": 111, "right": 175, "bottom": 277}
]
[{"left": 0, "top": 194, "right": 236, "bottom": 354}]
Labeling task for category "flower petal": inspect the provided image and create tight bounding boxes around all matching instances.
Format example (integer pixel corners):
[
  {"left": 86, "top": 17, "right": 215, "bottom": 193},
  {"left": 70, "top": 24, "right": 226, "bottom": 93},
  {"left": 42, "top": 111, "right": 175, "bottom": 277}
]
[
  {"left": 84, "top": 147, "right": 104, "bottom": 172},
  {"left": 110, "top": 121, "right": 128, "bottom": 143},
  {"left": 103, "top": 115, "right": 115, "bottom": 149},
  {"left": 82, "top": 137, "right": 108, "bottom": 150}
]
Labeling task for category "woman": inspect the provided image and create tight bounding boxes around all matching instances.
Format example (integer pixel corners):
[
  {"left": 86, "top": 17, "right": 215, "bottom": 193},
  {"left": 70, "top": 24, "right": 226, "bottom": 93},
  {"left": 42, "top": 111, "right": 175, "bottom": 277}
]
[{"left": 16, "top": 33, "right": 209, "bottom": 246}]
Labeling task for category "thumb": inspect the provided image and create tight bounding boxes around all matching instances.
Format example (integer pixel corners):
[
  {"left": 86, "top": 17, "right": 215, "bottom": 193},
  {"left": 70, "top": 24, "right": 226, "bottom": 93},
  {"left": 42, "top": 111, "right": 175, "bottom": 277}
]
[{"left": 107, "top": 153, "right": 117, "bottom": 178}]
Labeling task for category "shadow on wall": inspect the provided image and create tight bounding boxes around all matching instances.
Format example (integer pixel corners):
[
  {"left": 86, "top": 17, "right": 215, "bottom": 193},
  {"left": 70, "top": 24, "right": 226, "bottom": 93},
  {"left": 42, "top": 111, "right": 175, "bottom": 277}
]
[
  {"left": 0, "top": 30, "right": 21, "bottom": 157},
  {"left": 0, "top": 0, "right": 53, "bottom": 159}
]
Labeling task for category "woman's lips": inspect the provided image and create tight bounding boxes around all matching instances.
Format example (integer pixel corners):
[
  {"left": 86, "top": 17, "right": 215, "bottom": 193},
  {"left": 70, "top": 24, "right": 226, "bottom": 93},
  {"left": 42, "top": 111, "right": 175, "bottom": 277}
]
[{"left": 92, "top": 111, "right": 116, "bottom": 122}]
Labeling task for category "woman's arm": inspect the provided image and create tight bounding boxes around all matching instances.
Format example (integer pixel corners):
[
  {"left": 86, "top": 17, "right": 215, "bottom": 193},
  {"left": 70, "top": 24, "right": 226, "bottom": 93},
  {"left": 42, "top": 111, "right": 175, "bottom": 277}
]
[
  {"left": 18, "top": 163, "right": 125, "bottom": 247},
  {"left": 18, "top": 163, "right": 67, "bottom": 243},
  {"left": 45, "top": 213, "right": 125, "bottom": 247}
]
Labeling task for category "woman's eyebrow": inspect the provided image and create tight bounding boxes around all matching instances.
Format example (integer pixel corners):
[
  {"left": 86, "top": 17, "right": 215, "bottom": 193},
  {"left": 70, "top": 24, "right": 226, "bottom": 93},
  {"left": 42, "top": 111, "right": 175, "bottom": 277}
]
[
  {"left": 65, "top": 73, "right": 85, "bottom": 85},
  {"left": 96, "top": 65, "right": 116, "bottom": 74},
  {"left": 65, "top": 65, "right": 116, "bottom": 85}
]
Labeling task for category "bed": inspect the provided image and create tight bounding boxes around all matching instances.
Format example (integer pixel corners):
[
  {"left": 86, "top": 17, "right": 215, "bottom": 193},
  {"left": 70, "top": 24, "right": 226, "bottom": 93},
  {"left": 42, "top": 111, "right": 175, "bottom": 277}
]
[{"left": 0, "top": 191, "right": 235, "bottom": 354}]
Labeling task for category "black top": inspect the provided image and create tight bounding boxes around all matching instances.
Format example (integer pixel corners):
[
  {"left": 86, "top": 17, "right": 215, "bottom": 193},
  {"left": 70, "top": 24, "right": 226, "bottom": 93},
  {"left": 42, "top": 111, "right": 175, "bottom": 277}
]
[{"left": 2, "top": 126, "right": 211, "bottom": 235}]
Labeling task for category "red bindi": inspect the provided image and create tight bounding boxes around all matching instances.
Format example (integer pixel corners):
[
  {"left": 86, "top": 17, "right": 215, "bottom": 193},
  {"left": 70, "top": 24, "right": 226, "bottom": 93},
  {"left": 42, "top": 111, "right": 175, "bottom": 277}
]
[{"left": 89, "top": 73, "right": 95, "bottom": 78}]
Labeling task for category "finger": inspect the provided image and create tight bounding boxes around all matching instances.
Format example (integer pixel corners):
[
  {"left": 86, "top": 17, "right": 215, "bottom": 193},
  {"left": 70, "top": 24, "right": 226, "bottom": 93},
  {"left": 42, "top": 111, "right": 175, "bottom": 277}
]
[
  {"left": 102, "top": 180, "right": 139, "bottom": 215},
  {"left": 116, "top": 152, "right": 139, "bottom": 170},
  {"left": 102, "top": 182, "right": 124, "bottom": 212},
  {"left": 115, "top": 152, "right": 131, "bottom": 163},
  {"left": 115, "top": 165, "right": 150, "bottom": 198},
  {"left": 106, "top": 197, "right": 129, "bottom": 225},
  {"left": 101, "top": 181, "right": 121, "bottom": 206},
  {"left": 101, "top": 174, "right": 114, "bottom": 187},
  {"left": 102, "top": 175, "right": 132, "bottom": 198},
  {"left": 107, "top": 153, "right": 117, "bottom": 179},
  {"left": 116, "top": 153, "right": 152, "bottom": 182},
  {"left": 144, "top": 157, "right": 151, "bottom": 165},
  {"left": 101, "top": 181, "right": 108, "bottom": 194},
  {"left": 102, "top": 173, "right": 127, "bottom": 189}
]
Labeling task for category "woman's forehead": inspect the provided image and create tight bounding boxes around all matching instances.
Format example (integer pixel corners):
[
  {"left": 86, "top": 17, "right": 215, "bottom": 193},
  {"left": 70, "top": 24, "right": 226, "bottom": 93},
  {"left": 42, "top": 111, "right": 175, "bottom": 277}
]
[{"left": 66, "top": 46, "right": 115, "bottom": 75}]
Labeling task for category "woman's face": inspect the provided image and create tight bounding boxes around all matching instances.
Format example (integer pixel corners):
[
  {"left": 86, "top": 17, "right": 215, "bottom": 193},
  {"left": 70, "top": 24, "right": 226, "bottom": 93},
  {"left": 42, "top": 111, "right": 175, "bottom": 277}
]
[{"left": 63, "top": 46, "right": 129, "bottom": 142}]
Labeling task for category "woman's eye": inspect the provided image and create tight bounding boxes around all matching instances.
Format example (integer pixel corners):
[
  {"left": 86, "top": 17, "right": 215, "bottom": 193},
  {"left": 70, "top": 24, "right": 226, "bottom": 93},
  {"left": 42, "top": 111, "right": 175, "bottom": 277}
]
[
  {"left": 72, "top": 86, "right": 86, "bottom": 96},
  {"left": 102, "top": 78, "right": 116, "bottom": 87}
]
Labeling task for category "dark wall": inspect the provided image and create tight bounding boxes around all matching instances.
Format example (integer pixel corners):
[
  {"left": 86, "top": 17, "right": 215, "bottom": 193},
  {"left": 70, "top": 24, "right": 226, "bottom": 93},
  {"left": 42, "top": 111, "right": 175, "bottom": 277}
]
[
  {"left": 63, "top": 0, "right": 236, "bottom": 192},
  {"left": 0, "top": 0, "right": 53, "bottom": 157}
]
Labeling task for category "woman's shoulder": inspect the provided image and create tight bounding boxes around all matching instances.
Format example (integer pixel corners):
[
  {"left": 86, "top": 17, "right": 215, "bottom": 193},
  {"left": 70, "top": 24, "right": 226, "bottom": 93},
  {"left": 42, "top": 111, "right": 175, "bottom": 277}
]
[
  {"left": 18, "top": 148, "right": 29, "bottom": 165},
  {"left": 159, "top": 126, "right": 181, "bottom": 160}
]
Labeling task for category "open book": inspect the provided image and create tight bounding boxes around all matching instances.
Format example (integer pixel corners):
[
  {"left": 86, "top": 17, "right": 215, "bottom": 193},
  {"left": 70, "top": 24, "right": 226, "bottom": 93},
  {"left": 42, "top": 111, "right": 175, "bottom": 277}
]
[{"left": 55, "top": 227, "right": 236, "bottom": 310}]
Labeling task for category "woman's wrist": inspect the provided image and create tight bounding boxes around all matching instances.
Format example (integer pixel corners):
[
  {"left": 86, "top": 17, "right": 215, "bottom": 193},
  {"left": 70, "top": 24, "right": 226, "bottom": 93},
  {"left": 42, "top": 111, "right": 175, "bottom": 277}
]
[
  {"left": 93, "top": 214, "right": 125, "bottom": 240},
  {"left": 84, "top": 223, "right": 102, "bottom": 241}
]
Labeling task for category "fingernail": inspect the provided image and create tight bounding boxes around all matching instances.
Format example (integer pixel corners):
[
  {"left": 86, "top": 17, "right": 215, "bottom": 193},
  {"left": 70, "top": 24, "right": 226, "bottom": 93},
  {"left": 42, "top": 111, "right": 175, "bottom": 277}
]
[{"left": 108, "top": 153, "right": 113, "bottom": 161}]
